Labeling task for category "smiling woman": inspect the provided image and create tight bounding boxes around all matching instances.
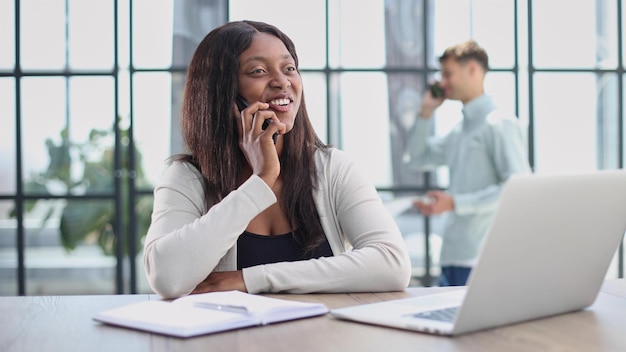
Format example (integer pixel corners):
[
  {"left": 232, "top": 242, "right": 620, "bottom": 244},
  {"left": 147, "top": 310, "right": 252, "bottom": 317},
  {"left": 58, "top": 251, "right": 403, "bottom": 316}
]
[
  {"left": 4, "top": 0, "right": 624, "bottom": 298},
  {"left": 142, "top": 20, "right": 412, "bottom": 299},
  {"left": 236, "top": 32, "right": 298, "bottom": 145}
]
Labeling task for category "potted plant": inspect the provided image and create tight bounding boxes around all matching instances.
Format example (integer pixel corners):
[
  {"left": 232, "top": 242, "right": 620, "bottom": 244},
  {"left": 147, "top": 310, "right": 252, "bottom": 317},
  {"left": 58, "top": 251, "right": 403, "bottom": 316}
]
[{"left": 16, "top": 125, "right": 153, "bottom": 256}]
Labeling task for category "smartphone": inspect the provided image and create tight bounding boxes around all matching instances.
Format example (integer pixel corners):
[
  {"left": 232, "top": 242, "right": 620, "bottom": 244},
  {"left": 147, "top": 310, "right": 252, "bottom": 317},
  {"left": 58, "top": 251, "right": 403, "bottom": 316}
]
[
  {"left": 236, "top": 95, "right": 249, "bottom": 111},
  {"left": 414, "top": 195, "right": 435, "bottom": 205},
  {"left": 429, "top": 81, "right": 445, "bottom": 98},
  {"left": 236, "top": 95, "right": 278, "bottom": 144}
]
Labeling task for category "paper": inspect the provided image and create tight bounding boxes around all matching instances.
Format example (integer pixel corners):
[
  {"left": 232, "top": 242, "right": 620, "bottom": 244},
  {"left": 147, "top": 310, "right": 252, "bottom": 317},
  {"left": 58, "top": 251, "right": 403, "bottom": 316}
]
[{"left": 93, "top": 290, "right": 329, "bottom": 338}]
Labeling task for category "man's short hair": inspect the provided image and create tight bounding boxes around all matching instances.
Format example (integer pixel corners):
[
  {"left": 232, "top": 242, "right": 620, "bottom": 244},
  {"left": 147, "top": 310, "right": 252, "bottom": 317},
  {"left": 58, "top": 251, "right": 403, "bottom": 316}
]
[{"left": 439, "top": 40, "right": 489, "bottom": 72}]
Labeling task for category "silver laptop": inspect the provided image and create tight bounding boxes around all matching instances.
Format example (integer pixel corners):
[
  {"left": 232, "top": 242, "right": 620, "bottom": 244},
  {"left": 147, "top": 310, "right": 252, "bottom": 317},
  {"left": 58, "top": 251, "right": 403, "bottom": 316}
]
[{"left": 331, "top": 170, "right": 626, "bottom": 336}]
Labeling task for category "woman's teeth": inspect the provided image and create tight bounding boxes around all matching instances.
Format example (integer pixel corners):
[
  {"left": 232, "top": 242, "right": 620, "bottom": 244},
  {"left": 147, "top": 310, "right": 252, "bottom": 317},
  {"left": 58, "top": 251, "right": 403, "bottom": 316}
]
[{"left": 270, "top": 98, "right": 290, "bottom": 106}]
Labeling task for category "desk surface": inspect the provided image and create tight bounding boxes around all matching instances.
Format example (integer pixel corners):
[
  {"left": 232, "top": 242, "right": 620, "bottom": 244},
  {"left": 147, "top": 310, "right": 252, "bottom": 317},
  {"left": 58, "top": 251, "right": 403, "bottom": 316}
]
[{"left": 2, "top": 279, "right": 626, "bottom": 352}]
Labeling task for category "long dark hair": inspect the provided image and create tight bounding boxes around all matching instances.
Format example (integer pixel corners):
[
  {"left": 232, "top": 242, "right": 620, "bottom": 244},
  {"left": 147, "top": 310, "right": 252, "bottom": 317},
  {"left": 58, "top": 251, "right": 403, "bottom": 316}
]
[{"left": 173, "top": 20, "right": 329, "bottom": 254}]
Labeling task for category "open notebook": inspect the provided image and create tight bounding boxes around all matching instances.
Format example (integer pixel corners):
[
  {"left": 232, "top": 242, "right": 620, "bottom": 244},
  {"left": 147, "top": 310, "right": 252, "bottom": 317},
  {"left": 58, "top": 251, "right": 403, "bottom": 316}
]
[
  {"left": 332, "top": 170, "right": 626, "bottom": 336},
  {"left": 93, "top": 290, "right": 328, "bottom": 338}
]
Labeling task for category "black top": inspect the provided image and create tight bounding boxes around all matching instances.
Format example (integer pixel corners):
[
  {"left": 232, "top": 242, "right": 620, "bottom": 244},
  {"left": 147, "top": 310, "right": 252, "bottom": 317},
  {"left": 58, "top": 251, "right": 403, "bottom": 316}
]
[{"left": 237, "top": 228, "right": 333, "bottom": 270}]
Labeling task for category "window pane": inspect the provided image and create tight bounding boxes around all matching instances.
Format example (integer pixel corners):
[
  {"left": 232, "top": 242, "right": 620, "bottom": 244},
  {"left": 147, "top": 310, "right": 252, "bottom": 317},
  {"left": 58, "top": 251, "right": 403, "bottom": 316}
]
[
  {"left": 21, "top": 77, "right": 117, "bottom": 196},
  {"left": 68, "top": 0, "right": 115, "bottom": 70},
  {"left": 230, "top": 0, "right": 326, "bottom": 69},
  {"left": 301, "top": 72, "right": 328, "bottom": 143},
  {"left": 135, "top": 194, "right": 153, "bottom": 294},
  {"left": 383, "top": 1, "right": 427, "bottom": 69},
  {"left": 340, "top": 72, "right": 391, "bottom": 187},
  {"left": 69, "top": 77, "right": 116, "bottom": 195},
  {"left": 0, "top": 79, "right": 16, "bottom": 194},
  {"left": 172, "top": 0, "right": 226, "bottom": 70},
  {"left": 329, "top": 0, "right": 386, "bottom": 68},
  {"left": 596, "top": 0, "right": 619, "bottom": 68},
  {"left": 25, "top": 199, "right": 116, "bottom": 295},
  {"left": 622, "top": 2, "right": 626, "bottom": 68},
  {"left": 133, "top": 73, "right": 172, "bottom": 187},
  {"left": 20, "top": 77, "right": 67, "bottom": 194},
  {"left": 435, "top": 0, "right": 515, "bottom": 68},
  {"left": 20, "top": 0, "right": 66, "bottom": 70},
  {"left": 70, "top": 77, "right": 115, "bottom": 135},
  {"left": 132, "top": 0, "right": 174, "bottom": 68},
  {"left": 0, "top": 0, "right": 15, "bottom": 69},
  {"left": 118, "top": 0, "right": 131, "bottom": 68},
  {"left": 596, "top": 73, "right": 619, "bottom": 169},
  {"left": 386, "top": 72, "right": 427, "bottom": 187},
  {"left": 533, "top": 0, "right": 617, "bottom": 68},
  {"left": 0, "top": 200, "right": 17, "bottom": 296},
  {"left": 471, "top": 0, "right": 515, "bottom": 68},
  {"left": 533, "top": 73, "right": 601, "bottom": 173},
  {"left": 485, "top": 72, "right": 517, "bottom": 119},
  {"left": 434, "top": 0, "right": 472, "bottom": 59}
]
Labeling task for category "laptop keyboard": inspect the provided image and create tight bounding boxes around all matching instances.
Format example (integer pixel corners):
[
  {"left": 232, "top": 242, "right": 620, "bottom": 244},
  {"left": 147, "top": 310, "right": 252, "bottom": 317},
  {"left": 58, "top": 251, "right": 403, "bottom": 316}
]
[{"left": 409, "top": 306, "right": 459, "bottom": 323}]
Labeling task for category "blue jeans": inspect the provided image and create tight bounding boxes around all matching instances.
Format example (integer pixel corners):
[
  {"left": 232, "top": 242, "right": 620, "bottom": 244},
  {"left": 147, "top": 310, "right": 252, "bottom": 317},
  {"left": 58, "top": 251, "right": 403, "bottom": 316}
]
[{"left": 438, "top": 266, "right": 472, "bottom": 286}]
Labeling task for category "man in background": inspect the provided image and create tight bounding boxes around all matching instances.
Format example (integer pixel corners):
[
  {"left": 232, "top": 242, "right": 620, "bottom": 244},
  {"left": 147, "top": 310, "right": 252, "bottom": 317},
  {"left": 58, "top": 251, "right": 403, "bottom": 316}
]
[{"left": 403, "top": 40, "right": 531, "bottom": 286}]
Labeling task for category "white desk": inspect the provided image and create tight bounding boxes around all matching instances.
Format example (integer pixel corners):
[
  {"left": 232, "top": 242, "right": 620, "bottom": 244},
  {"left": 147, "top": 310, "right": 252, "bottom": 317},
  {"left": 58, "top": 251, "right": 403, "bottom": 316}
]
[{"left": 1, "top": 279, "right": 626, "bottom": 352}]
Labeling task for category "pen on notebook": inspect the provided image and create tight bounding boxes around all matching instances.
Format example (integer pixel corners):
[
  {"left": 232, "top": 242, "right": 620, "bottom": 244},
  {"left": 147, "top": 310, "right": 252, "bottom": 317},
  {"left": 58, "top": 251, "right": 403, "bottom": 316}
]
[{"left": 193, "top": 302, "right": 251, "bottom": 315}]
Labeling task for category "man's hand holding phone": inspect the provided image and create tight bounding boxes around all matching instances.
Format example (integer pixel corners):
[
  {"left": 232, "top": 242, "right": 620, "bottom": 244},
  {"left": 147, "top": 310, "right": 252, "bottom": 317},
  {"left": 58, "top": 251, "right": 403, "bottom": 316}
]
[
  {"left": 429, "top": 81, "right": 445, "bottom": 98},
  {"left": 420, "top": 80, "right": 445, "bottom": 118}
]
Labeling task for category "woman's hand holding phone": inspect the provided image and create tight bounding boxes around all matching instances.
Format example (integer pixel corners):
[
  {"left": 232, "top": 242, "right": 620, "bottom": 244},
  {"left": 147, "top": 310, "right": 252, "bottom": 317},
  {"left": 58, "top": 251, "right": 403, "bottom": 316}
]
[
  {"left": 235, "top": 97, "right": 286, "bottom": 187},
  {"left": 237, "top": 96, "right": 278, "bottom": 144}
]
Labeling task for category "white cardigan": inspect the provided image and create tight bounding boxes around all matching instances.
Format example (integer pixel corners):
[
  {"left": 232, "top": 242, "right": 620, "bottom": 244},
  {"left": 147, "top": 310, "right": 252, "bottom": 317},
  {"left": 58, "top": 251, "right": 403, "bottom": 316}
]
[{"left": 143, "top": 148, "right": 412, "bottom": 298}]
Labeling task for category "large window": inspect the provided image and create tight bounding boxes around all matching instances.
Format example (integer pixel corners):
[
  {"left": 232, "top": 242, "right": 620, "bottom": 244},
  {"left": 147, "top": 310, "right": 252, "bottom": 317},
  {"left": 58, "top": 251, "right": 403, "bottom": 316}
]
[{"left": 1, "top": 0, "right": 623, "bottom": 295}]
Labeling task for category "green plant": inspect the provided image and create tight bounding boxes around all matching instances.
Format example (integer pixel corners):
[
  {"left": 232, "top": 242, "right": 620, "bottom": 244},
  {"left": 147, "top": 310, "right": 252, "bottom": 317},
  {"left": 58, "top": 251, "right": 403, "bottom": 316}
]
[{"left": 18, "top": 125, "right": 153, "bottom": 256}]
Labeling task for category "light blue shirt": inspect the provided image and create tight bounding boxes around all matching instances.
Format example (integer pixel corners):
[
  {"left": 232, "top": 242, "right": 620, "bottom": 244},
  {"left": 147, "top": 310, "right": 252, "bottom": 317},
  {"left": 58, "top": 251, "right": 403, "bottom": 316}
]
[{"left": 404, "top": 94, "right": 531, "bottom": 266}]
